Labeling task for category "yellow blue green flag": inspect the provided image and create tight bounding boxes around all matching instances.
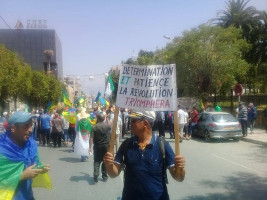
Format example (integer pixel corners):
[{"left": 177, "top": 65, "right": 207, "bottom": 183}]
[{"left": 0, "top": 132, "right": 52, "bottom": 200}]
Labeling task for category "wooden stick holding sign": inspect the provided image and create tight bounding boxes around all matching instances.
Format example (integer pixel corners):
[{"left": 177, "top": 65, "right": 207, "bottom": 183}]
[
  {"left": 173, "top": 111, "right": 180, "bottom": 155},
  {"left": 108, "top": 106, "right": 120, "bottom": 155},
  {"left": 174, "top": 110, "right": 184, "bottom": 177}
]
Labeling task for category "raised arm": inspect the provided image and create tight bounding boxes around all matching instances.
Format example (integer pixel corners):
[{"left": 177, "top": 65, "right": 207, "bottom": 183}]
[
  {"left": 103, "top": 152, "right": 122, "bottom": 178},
  {"left": 169, "top": 155, "right": 186, "bottom": 182}
]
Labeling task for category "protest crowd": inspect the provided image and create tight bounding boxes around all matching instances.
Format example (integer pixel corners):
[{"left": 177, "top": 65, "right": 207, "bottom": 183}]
[{"left": 1, "top": 64, "right": 265, "bottom": 200}]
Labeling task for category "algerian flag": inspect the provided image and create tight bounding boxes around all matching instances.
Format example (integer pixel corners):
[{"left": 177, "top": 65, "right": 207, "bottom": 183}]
[
  {"left": 0, "top": 133, "right": 52, "bottom": 200},
  {"left": 105, "top": 75, "right": 114, "bottom": 98}
]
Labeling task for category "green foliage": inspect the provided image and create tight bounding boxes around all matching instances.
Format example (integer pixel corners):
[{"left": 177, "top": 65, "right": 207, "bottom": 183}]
[
  {"left": 29, "top": 71, "right": 50, "bottom": 107},
  {"left": 47, "top": 75, "right": 62, "bottom": 104},
  {"left": 137, "top": 50, "right": 154, "bottom": 65},
  {"left": 213, "top": 0, "right": 267, "bottom": 93},
  {"left": 175, "top": 26, "right": 251, "bottom": 96},
  {"left": 0, "top": 44, "right": 63, "bottom": 109}
]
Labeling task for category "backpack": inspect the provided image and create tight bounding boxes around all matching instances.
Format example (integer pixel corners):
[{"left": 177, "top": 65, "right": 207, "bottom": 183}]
[{"left": 121, "top": 136, "right": 168, "bottom": 184}]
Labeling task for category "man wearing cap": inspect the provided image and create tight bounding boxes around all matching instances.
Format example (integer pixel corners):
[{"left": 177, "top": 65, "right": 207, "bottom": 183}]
[
  {"left": 0, "top": 111, "right": 50, "bottom": 200},
  {"left": 103, "top": 111, "right": 186, "bottom": 200}
]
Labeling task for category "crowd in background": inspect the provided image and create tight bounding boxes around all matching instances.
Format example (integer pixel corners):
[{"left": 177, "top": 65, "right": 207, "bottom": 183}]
[{"left": 1, "top": 102, "right": 267, "bottom": 144}]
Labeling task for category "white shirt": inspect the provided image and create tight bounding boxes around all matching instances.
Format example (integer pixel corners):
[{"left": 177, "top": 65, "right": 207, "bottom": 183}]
[
  {"left": 178, "top": 109, "right": 186, "bottom": 124},
  {"left": 110, "top": 116, "right": 122, "bottom": 135}
]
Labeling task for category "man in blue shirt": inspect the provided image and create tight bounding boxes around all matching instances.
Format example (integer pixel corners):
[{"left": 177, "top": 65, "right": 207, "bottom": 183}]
[
  {"left": 104, "top": 111, "right": 186, "bottom": 200},
  {"left": 40, "top": 110, "right": 52, "bottom": 146}
]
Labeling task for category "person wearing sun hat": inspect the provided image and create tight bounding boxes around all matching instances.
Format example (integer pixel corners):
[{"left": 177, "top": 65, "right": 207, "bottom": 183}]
[
  {"left": 104, "top": 110, "right": 186, "bottom": 200},
  {"left": 75, "top": 108, "right": 92, "bottom": 162},
  {"left": 0, "top": 111, "right": 50, "bottom": 200}
]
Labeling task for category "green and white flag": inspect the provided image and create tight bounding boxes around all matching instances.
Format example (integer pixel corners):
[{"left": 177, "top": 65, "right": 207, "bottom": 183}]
[{"left": 105, "top": 74, "right": 114, "bottom": 98}]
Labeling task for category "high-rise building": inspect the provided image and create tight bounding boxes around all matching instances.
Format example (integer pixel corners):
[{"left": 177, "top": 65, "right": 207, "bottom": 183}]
[{"left": 0, "top": 29, "right": 63, "bottom": 79}]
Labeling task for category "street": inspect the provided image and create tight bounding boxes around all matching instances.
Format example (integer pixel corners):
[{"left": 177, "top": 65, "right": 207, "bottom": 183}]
[{"left": 33, "top": 138, "right": 267, "bottom": 200}]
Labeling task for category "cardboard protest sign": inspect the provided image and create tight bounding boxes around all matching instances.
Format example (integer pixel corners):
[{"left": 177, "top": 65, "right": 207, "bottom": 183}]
[{"left": 116, "top": 64, "right": 177, "bottom": 111}]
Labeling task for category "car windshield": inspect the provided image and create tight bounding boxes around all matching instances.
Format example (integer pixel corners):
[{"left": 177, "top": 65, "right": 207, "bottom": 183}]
[{"left": 211, "top": 114, "right": 237, "bottom": 123}]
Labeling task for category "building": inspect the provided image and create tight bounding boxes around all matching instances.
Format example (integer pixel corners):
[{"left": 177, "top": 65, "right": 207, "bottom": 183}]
[
  {"left": 0, "top": 29, "right": 63, "bottom": 79},
  {"left": 64, "top": 76, "right": 82, "bottom": 104}
]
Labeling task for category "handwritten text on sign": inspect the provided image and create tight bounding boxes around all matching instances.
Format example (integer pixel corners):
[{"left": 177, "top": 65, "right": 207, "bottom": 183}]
[{"left": 116, "top": 64, "right": 177, "bottom": 111}]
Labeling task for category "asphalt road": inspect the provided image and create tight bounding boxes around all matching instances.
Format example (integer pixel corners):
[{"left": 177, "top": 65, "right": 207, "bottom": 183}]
[{"left": 33, "top": 138, "right": 267, "bottom": 200}]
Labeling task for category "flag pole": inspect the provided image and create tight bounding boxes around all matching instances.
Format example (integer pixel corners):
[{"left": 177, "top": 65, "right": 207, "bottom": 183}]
[
  {"left": 173, "top": 111, "right": 180, "bottom": 155},
  {"left": 108, "top": 106, "right": 120, "bottom": 154}
]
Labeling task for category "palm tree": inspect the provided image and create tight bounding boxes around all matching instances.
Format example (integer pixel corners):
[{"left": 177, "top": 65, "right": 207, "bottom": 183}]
[
  {"left": 212, "top": 0, "right": 267, "bottom": 93},
  {"left": 213, "top": 0, "right": 258, "bottom": 39},
  {"left": 248, "top": 10, "right": 267, "bottom": 64}
]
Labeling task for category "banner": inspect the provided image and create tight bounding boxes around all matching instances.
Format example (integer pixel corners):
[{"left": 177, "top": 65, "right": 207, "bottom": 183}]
[{"left": 116, "top": 64, "right": 177, "bottom": 111}]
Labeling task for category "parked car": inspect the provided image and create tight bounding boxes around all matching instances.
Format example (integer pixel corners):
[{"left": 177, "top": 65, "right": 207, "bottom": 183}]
[{"left": 193, "top": 112, "right": 242, "bottom": 141}]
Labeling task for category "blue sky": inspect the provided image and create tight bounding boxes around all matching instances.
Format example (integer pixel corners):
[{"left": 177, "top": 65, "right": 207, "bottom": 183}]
[{"left": 0, "top": 0, "right": 266, "bottom": 95}]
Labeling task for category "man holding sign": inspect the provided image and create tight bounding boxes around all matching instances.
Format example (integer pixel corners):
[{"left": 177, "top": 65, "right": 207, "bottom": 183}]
[
  {"left": 103, "top": 111, "right": 185, "bottom": 200},
  {"left": 104, "top": 64, "right": 186, "bottom": 200}
]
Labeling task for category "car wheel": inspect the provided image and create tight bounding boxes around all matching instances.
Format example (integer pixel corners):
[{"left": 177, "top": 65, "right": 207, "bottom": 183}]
[
  {"left": 204, "top": 130, "right": 210, "bottom": 141},
  {"left": 233, "top": 138, "right": 239, "bottom": 142}
]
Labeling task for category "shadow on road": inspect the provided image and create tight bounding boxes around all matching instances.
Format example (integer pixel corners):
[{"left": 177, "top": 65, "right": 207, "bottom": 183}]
[
  {"left": 59, "top": 157, "right": 81, "bottom": 163},
  {"left": 70, "top": 172, "right": 95, "bottom": 185},
  {"left": 181, "top": 172, "right": 267, "bottom": 200}
]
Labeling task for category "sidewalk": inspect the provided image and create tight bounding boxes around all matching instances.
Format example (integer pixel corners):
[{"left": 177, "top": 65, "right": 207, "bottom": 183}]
[{"left": 240, "top": 128, "right": 267, "bottom": 146}]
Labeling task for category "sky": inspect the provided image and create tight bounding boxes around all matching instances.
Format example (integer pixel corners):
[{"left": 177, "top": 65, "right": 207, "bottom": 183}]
[{"left": 0, "top": 0, "right": 266, "bottom": 96}]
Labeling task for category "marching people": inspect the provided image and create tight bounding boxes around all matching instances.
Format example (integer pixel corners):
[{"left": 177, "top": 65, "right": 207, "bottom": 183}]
[
  {"left": 0, "top": 111, "right": 50, "bottom": 199},
  {"left": 238, "top": 102, "right": 248, "bottom": 137},
  {"left": 106, "top": 110, "right": 122, "bottom": 153},
  {"left": 247, "top": 102, "right": 257, "bottom": 134},
  {"left": 75, "top": 108, "right": 92, "bottom": 162},
  {"left": 178, "top": 105, "right": 186, "bottom": 141},
  {"left": 90, "top": 113, "right": 111, "bottom": 183},
  {"left": 40, "top": 110, "right": 52, "bottom": 146},
  {"left": 156, "top": 111, "right": 165, "bottom": 138},
  {"left": 167, "top": 111, "right": 174, "bottom": 139},
  {"left": 51, "top": 112, "right": 64, "bottom": 147},
  {"left": 103, "top": 111, "right": 186, "bottom": 200},
  {"left": 121, "top": 108, "right": 128, "bottom": 138},
  {"left": 68, "top": 121, "right": 76, "bottom": 151},
  {"left": 183, "top": 107, "right": 189, "bottom": 139},
  {"left": 62, "top": 114, "right": 70, "bottom": 146},
  {"left": 187, "top": 106, "right": 198, "bottom": 140}
]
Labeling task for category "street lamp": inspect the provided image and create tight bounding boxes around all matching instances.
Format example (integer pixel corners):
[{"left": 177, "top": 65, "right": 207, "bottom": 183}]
[{"left": 163, "top": 35, "right": 172, "bottom": 40}]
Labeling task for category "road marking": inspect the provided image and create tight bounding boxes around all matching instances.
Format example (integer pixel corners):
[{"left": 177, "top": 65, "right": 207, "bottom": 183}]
[{"left": 211, "top": 153, "right": 266, "bottom": 177}]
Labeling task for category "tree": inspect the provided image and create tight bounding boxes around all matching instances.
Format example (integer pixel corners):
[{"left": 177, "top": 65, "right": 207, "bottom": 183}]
[
  {"left": 28, "top": 70, "right": 63, "bottom": 108},
  {"left": 213, "top": 0, "right": 258, "bottom": 39},
  {"left": 136, "top": 50, "right": 154, "bottom": 65},
  {"left": 10, "top": 64, "right": 32, "bottom": 109},
  {"left": 213, "top": 0, "right": 267, "bottom": 93},
  {"left": 174, "top": 25, "right": 251, "bottom": 96},
  {"left": 29, "top": 71, "right": 50, "bottom": 107},
  {"left": 0, "top": 45, "right": 32, "bottom": 110},
  {"left": 47, "top": 75, "right": 62, "bottom": 104}
]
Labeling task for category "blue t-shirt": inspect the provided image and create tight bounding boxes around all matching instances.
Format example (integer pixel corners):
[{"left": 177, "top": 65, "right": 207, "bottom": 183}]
[
  {"left": 114, "top": 134, "right": 175, "bottom": 200},
  {"left": 40, "top": 114, "right": 51, "bottom": 130}
]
